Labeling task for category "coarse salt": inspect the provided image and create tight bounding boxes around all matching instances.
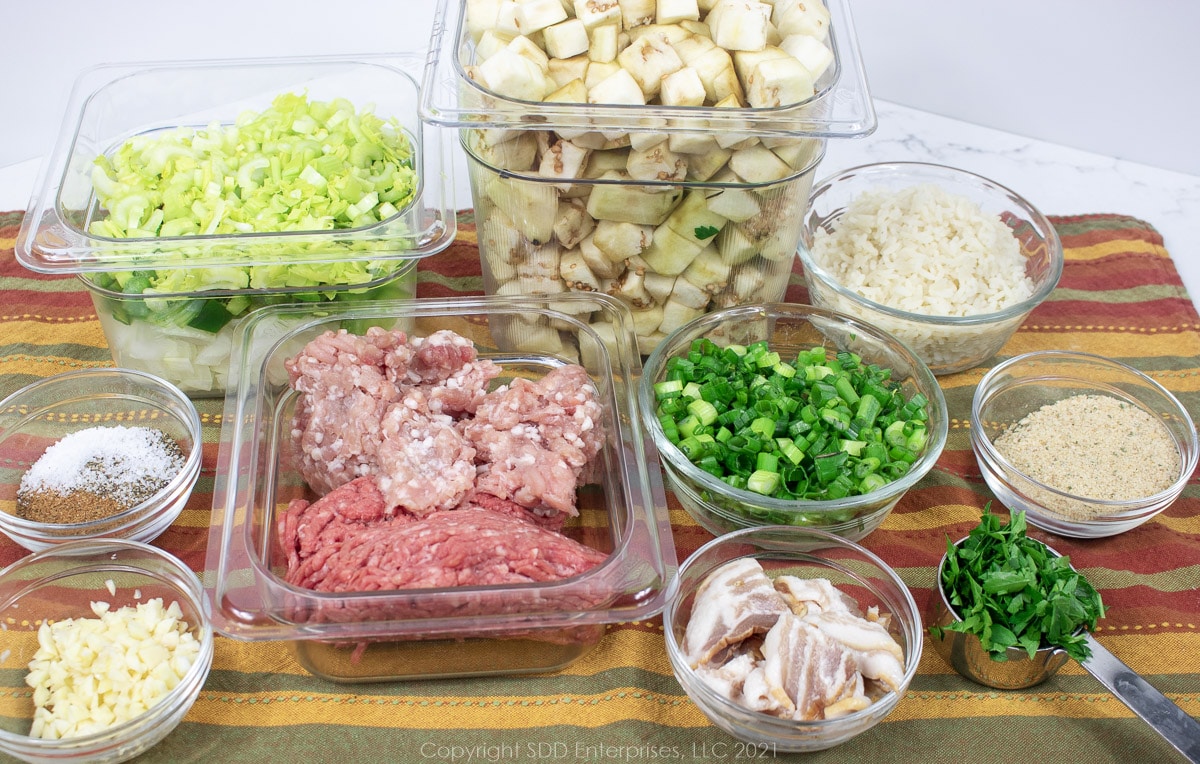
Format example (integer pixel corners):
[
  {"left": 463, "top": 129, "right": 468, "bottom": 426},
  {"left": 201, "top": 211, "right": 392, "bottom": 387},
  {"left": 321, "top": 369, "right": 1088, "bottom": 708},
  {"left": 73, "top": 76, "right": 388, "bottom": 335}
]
[{"left": 18, "top": 426, "right": 185, "bottom": 508}]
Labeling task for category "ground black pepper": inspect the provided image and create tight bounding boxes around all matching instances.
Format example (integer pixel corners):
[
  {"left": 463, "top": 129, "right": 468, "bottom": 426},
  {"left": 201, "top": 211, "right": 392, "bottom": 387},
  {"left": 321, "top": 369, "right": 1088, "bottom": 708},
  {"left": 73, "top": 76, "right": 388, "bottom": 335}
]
[{"left": 15, "top": 426, "right": 186, "bottom": 525}]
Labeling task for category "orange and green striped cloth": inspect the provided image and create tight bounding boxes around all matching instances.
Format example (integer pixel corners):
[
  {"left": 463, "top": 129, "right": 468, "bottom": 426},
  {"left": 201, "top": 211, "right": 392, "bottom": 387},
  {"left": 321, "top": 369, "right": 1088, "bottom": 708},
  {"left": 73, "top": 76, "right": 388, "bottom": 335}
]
[{"left": 0, "top": 209, "right": 1197, "bottom": 763}]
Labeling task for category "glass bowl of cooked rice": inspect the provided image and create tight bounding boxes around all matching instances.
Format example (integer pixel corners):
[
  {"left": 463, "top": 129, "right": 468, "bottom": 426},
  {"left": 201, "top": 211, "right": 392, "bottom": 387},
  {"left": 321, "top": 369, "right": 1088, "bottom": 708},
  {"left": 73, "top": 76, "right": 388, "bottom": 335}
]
[
  {"left": 971, "top": 350, "right": 1198, "bottom": 538},
  {"left": 796, "top": 162, "right": 1063, "bottom": 375}
]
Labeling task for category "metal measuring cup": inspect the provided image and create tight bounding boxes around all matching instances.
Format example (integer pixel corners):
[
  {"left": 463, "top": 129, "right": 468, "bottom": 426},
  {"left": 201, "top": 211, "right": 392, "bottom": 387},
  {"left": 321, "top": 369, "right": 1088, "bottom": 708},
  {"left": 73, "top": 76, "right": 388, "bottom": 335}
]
[{"left": 929, "top": 537, "right": 1200, "bottom": 763}]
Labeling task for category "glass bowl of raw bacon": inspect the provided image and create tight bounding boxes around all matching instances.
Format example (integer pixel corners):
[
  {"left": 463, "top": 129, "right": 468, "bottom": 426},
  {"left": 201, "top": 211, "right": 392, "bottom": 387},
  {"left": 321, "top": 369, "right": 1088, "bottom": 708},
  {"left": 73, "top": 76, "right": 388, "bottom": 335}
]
[
  {"left": 204, "top": 292, "right": 676, "bottom": 681},
  {"left": 663, "top": 526, "right": 921, "bottom": 752}
]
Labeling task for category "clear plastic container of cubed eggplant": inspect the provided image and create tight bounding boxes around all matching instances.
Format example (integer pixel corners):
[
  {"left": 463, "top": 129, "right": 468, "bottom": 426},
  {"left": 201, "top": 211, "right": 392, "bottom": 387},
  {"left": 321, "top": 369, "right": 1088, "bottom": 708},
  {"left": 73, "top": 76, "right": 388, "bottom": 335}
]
[{"left": 420, "top": 0, "right": 873, "bottom": 354}]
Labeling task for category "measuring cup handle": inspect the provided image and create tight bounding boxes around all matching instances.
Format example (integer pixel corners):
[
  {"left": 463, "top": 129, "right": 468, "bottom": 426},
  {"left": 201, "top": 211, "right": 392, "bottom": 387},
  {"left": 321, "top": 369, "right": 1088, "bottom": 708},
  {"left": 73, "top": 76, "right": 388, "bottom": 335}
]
[{"left": 1081, "top": 634, "right": 1200, "bottom": 763}]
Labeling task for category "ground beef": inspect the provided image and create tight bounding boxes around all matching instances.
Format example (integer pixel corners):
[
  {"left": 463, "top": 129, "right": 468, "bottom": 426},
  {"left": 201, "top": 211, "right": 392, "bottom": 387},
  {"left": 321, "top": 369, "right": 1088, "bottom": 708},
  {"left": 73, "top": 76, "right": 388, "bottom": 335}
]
[
  {"left": 283, "top": 504, "right": 608, "bottom": 593},
  {"left": 460, "top": 491, "right": 568, "bottom": 532},
  {"left": 279, "top": 477, "right": 411, "bottom": 585},
  {"left": 463, "top": 365, "right": 605, "bottom": 515}
]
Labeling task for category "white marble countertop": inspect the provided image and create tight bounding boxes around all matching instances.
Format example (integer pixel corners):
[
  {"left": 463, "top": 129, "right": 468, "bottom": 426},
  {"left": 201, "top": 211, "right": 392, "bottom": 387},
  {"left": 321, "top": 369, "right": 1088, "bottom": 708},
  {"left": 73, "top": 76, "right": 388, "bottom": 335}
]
[{"left": 2, "top": 99, "right": 1197, "bottom": 313}]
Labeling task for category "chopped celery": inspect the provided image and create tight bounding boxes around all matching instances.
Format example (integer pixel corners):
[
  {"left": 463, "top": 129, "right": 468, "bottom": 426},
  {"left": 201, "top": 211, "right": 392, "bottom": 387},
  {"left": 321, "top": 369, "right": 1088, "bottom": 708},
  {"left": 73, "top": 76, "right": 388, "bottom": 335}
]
[
  {"left": 86, "top": 92, "right": 420, "bottom": 333},
  {"left": 90, "top": 93, "right": 416, "bottom": 241}
]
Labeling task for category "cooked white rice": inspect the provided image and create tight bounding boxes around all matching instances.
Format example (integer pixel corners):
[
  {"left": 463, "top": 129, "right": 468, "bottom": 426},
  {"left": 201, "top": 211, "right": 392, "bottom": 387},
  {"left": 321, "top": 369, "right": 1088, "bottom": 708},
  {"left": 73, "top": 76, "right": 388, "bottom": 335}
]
[{"left": 810, "top": 183, "right": 1034, "bottom": 317}]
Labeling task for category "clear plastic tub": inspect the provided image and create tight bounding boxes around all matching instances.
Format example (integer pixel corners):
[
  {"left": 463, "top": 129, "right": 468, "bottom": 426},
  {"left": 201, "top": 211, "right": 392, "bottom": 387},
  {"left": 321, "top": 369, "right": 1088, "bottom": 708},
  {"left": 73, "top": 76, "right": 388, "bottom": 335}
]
[
  {"left": 18, "top": 54, "right": 455, "bottom": 272},
  {"left": 204, "top": 293, "right": 676, "bottom": 682},
  {"left": 422, "top": 0, "right": 873, "bottom": 353},
  {"left": 14, "top": 53, "right": 456, "bottom": 396},
  {"left": 465, "top": 129, "right": 826, "bottom": 354},
  {"left": 420, "top": 0, "right": 875, "bottom": 138},
  {"left": 80, "top": 263, "right": 415, "bottom": 396}
]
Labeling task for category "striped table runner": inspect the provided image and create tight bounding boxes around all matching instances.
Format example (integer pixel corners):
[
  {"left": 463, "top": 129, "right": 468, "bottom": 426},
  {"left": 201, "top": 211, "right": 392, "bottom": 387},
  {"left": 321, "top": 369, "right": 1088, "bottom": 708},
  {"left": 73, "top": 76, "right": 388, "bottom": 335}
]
[{"left": 0, "top": 210, "right": 1197, "bottom": 763}]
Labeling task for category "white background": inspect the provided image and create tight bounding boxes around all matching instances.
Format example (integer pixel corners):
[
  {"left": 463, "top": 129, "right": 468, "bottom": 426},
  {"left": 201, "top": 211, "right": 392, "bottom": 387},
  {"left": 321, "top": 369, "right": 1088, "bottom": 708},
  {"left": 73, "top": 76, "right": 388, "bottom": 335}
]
[{"left": 2, "top": 0, "right": 1197, "bottom": 176}]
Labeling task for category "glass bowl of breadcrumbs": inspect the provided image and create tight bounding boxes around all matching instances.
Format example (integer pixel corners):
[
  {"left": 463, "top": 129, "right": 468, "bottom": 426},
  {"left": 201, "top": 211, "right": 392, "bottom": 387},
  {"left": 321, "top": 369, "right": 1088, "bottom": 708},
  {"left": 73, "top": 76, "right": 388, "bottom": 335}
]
[{"left": 971, "top": 350, "right": 1198, "bottom": 538}]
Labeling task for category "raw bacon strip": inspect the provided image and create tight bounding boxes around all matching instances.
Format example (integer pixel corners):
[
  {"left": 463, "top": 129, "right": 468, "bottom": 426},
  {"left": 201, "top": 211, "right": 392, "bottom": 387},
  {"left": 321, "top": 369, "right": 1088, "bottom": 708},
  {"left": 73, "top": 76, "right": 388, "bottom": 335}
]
[
  {"left": 760, "top": 613, "right": 864, "bottom": 720},
  {"left": 684, "top": 560, "right": 908, "bottom": 721},
  {"left": 682, "top": 557, "right": 789, "bottom": 667}
]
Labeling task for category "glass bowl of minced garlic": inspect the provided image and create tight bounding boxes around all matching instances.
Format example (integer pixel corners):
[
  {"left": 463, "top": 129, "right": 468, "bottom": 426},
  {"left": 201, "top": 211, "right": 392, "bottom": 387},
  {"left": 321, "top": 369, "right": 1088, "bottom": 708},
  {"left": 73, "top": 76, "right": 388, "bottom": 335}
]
[
  {"left": 970, "top": 350, "right": 1198, "bottom": 538},
  {"left": 0, "top": 368, "right": 202, "bottom": 552},
  {"left": 0, "top": 538, "right": 213, "bottom": 764}
]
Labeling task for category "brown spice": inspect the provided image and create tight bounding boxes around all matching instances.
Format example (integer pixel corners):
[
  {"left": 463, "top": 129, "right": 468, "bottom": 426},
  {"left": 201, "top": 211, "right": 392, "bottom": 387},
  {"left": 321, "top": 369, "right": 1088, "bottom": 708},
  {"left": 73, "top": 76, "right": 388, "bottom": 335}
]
[{"left": 16, "top": 489, "right": 124, "bottom": 524}]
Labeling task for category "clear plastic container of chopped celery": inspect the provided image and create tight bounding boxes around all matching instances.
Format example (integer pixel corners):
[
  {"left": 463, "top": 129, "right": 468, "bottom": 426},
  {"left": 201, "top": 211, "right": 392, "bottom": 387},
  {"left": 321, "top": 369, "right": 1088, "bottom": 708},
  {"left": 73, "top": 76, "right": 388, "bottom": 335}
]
[
  {"left": 18, "top": 53, "right": 454, "bottom": 271},
  {"left": 15, "top": 53, "right": 456, "bottom": 396}
]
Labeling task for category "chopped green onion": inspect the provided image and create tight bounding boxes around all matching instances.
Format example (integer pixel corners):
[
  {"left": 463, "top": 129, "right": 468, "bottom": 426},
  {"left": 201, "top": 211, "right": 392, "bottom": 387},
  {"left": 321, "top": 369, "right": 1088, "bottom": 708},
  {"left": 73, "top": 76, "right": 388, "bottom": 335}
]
[
  {"left": 747, "top": 469, "right": 781, "bottom": 495},
  {"left": 687, "top": 398, "right": 720, "bottom": 427},
  {"left": 652, "top": 338, "right": 932, "bottom": 504},
  {"left": 654, "top": 379, "right": 684, "bottom": 398}
]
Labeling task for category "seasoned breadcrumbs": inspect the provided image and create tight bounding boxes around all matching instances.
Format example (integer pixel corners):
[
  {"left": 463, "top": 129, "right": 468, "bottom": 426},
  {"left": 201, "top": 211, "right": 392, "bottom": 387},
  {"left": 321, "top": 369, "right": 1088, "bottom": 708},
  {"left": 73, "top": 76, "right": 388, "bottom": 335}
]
[{"left": 993, "top": 393, "right": 1180, "bottom": 518}]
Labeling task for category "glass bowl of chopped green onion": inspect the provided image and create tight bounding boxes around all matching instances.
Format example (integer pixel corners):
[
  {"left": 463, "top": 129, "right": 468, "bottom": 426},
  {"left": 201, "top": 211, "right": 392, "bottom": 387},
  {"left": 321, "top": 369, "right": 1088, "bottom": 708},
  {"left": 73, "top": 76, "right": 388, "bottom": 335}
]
[
  {"left": 639, "top": 303, "right": 948, "bottom": 541},
  {"left": 971, "top": 350, "right": 1199, "bottom": 538},
  {"left": 0, "top": 368, "right": 202, "bottom": 553},
  {"left": 0, "top": 538, "right": 214, "bottom": 764}
]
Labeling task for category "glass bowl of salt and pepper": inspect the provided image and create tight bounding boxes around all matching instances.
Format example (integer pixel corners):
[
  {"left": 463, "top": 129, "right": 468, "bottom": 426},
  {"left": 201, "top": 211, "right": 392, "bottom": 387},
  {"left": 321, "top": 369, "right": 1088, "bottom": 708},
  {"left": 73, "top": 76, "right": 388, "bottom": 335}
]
[{"left": 0, "top": 368, "right": 201, "bottom": 552}]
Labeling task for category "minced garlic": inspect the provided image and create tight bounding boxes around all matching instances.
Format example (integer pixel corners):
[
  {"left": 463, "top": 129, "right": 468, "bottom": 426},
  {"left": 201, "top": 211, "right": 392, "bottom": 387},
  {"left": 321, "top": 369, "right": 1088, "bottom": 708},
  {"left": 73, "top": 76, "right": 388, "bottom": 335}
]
[{"left": 25, "top": 597, "right": 200, "bottom": 740}]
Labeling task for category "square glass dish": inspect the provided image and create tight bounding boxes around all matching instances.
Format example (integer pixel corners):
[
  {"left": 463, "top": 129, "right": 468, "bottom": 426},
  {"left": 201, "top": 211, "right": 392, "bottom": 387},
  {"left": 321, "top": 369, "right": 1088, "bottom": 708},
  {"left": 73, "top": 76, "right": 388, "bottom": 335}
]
[
  {"left": 419, "top": 0, "right": 875, "bottom": 137},
  {"left": 17, "top": 53, "right": 455, "bottom": 273},
  {"left": 204, "top": 293, "right": 676, "bottom": 682}
]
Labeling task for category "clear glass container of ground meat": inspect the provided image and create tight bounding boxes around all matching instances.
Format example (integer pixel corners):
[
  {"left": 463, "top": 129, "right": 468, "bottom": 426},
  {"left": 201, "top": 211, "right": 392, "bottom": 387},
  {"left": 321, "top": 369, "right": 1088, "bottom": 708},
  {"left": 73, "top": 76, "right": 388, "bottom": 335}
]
[{"left": 204, "top": 292, "right": 676, "bottom": 682}]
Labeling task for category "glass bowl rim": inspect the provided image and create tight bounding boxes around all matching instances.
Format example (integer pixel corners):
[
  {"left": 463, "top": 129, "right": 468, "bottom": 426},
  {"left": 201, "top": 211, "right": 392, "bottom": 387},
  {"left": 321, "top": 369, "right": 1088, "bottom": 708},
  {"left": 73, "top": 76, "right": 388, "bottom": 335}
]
[
  {"left": 663, "top": 524, "right": 922, "bottom": 731},
  {"left": 797, "top": 160, "right": 1064, "bottom": 326},
  {"left": 0, "top": 537, "right": 214, "bottom": 751},
  {"left": 0, "top": 368, "right": 203, "bottom": 535},
  {"left": 970, "top": 349, "right": 1200, "bottom": 513}
]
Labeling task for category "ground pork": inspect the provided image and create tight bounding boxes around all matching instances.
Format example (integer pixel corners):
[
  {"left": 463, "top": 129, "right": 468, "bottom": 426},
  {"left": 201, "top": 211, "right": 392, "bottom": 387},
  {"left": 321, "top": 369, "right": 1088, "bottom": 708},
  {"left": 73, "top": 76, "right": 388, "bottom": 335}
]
[
  {"left": 463, "top": 365, "right": 605, "bottom": 515},
  {"left": 375, "top": 390, "right": 477, "bottom": 515},
  {"left": 287, "top": 327, "right": 500, "bottom": 505},
  {"left": 404, "top": 329, "right": 502, "bottom": 416}
]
